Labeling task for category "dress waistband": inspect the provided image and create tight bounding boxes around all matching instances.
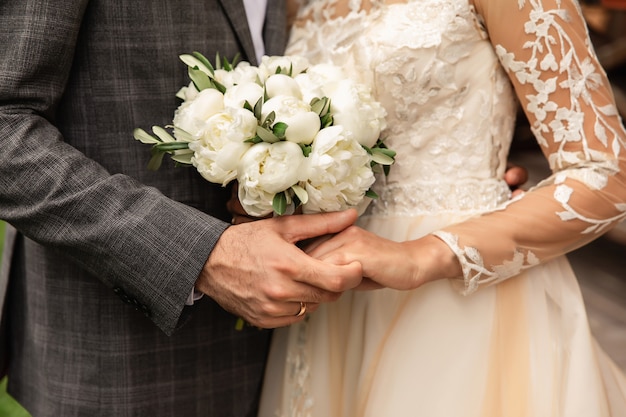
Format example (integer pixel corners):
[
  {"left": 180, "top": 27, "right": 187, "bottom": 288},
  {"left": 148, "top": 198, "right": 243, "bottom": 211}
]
[{"left": 367, "top": 178, "right": 511, "bottom": 216}]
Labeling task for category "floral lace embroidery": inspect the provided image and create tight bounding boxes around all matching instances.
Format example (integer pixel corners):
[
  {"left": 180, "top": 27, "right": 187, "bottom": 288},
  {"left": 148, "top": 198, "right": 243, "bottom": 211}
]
[{"left": 433, "top": 230, "right": 540, "bottom": 295}]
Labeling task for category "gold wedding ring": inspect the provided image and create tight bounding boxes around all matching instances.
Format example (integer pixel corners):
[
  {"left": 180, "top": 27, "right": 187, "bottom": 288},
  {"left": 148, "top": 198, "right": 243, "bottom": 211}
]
[{"left": 295, "top": 301, "right": 307, "bottom": 317}]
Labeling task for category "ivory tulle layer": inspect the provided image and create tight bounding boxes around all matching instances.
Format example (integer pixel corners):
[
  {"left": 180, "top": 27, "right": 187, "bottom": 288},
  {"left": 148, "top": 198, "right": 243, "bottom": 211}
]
[{"left": 260, "top": 214, "right": 626, "bottom": 417}]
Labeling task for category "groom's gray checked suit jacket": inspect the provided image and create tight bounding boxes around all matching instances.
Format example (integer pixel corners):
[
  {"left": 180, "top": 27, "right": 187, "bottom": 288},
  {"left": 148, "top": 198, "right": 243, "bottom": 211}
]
[{"left": 0, "top": 1, "right": 286, "bottom": 416}]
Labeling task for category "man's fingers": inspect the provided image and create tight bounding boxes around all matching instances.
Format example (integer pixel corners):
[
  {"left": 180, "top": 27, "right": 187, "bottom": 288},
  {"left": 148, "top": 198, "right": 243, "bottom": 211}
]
[{"left": 277, "top": 209, "right": 358, "bottom": 243}]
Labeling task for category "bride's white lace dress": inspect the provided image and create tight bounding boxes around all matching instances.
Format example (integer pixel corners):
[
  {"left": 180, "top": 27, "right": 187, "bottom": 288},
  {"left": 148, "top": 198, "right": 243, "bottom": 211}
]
[{"left": 260, "top": 0, "right": 626, "bottom": 416}]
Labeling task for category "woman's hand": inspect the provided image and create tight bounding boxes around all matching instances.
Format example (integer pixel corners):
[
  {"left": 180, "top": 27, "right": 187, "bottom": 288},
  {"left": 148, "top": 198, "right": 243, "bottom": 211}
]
[
  {"left": 504, "top": 163, "right": 529, "bottom": 197},
  {"left": 305, "top": 225, "right": 463, "bottom": 291}
]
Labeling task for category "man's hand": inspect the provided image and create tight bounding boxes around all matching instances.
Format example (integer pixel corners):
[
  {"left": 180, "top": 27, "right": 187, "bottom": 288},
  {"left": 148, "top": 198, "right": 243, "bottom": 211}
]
[{"left": 196, "top": 209, "right": 363, "bottom": 328}]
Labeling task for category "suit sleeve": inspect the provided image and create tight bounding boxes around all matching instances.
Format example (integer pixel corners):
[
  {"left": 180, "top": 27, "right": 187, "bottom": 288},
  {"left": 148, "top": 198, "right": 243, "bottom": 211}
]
[{"left": 0, "top": 0, "right": 229, "bottom": 335}]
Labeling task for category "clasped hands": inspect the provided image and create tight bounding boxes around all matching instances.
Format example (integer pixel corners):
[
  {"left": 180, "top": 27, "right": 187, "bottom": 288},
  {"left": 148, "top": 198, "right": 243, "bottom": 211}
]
[{"left": 196, "top": 166, "right": 528, "bottom": 329}]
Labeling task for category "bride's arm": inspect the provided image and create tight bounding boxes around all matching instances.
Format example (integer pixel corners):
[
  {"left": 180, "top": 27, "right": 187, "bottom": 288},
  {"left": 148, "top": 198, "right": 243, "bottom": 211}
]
[{"left": 310, "top": 0, "right": 626, "bottom": 293}]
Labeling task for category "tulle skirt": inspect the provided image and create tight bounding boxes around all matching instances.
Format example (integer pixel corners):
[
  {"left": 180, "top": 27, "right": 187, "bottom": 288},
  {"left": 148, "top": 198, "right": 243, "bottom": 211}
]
[{"left": 259, "top": 213, "right": 626, "bottom": 417}]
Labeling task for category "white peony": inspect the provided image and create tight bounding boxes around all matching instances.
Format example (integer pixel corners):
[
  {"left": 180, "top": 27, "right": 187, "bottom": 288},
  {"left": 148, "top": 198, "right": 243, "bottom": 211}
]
[
  {"left": 265, "top": 73, "right": 303, "bottom": 99},
  {"left": 173, "top": 88, "right": 225, "bottom": 138},
  {"left": 295, "top": 63, "right": 347, "bottom": 103},
  {"left": 258, "top": 55, "right": 310, "bottom": 82},
  {"left": 188, "top": 107, "right": 257, "bottom": 185},
  {"left": 223, "top": 81, "right": 264, "bottom": 109},
  {"left": 237, "top": 141, "right": 307, "bottom": 216},
  {"left": 302, "top": 126, "right": 375, "bottom": 213},
  {"left": 262, "top": 95, "right": 320, "bottom": 144},
  {"left": 323, "top": 79, "right": 387, "bottom": 148},
  {"left": 213, "top": 61, "right": 260, "bottom": 89}
]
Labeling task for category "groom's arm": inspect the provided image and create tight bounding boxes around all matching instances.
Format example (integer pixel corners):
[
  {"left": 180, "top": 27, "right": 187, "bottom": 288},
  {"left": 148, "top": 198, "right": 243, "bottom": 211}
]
[{"left": 0, "top": 0, "right": 362, "bottom": 335}]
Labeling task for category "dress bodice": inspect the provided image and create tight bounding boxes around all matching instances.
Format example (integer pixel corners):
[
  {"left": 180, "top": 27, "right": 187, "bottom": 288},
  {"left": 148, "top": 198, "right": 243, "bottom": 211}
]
[
  {"left": 287, "top": 0, "right": 516, "bottom": 215},
  {"left": 287, "top": 0, "right": 626, "bottom": 294}
]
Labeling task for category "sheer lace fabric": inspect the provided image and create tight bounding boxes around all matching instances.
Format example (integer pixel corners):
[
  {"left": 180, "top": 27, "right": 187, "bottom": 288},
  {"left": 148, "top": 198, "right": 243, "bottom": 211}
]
[{"left": 286, "top": 0, "right": 626, "bottom": 294}]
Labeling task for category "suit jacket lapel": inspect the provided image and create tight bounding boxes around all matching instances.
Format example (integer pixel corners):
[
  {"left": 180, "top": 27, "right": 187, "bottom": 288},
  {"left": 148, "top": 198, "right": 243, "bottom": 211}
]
[
  {"left": 263, "top": 0, "right": 287, "bottom": 56},
  {"left": 218, "top": 0, "right": 258, "bottom": 64}
]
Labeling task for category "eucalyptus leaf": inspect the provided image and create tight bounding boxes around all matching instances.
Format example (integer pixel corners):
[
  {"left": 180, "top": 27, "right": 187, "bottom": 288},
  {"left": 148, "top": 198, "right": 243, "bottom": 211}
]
[
  {"left": 133, "top": 128, "right": 161, "bottom": 144},
  {"left": 256, "top": 125, "right": 279, "bottom": 143},
  {"left": 152, "top": 125, "right": 175, "bottom": 143},
  {"left": 272, "top": 192, "right": 287, "bottom": 215},
  {"left": 291, "top": 184, "right": 308, "bottom": 204}
]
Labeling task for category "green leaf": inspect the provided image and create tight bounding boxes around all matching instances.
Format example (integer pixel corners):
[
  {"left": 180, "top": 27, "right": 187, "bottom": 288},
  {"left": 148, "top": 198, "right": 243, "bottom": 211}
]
[
  {"left": 133, "top": 128, "right": 161, "bottom": 144},
  {"left": 373, "top": 147, "right": 397, "bottom": 158},
  {"left": 171, "top": 152, "right": 194, "bottom": 165},
  {"left": 171, "top": 126, "right": 194, "bottom": 142},
  {"left": 272, "top": 122, "right": 288, "bottom": 139},
  {"left": 244, "top": 136, "right": 264, "bottom": 144},
  {"left": 253, "top": 96, "right": 263, "bottom": 120},
  {"left": 211, "top": 78, "right": 227, "bottom": 94},
  {"left": 191, "top": 51, "right": 215, "bottom": 74},
  {"left": 365, "top": 189, "right": 379, "bottom": 199},
  {"left": 263, "top": 111, "right": 275, "bottom": 128},
  {"left": 320, "top": 113, "right": 333, "bottom": 128},
  {"left": 179, "top": 54, "right": 212, "bottom": 75},
  {"left": 311, "top": 96, "right": 330, "bottom": 116},
  {"left": 273, "top": 192, "right": 287, "bottom": 215},
  {"left": 147, "top": 149, "right": 166, "bottom": 171},
  {"left": 256, "top": 125, "right": 279, "bottom": 143},
  {"left": 291, "top": 184, "right": 308, "bottom": 204},
  {"left": 154, "top": 142, "right": 190, "bottom": 152},
  {"left": 370, "top": 149, "right": 395, "bottom": 165},
  {"left": 188, "top": 67, "right": 213, "bottom": 91},
  {"left": 300, "top": 144, "right": 312, "bottom": 157},
  {"left": 383, "top": 164, "right": 391, "bottom": 176},
  {"left": 235, "top": 318, "right": 245, "bottom": 331},
  {"left": 152, "top": 125, "right": 175, "bottom": 143}
]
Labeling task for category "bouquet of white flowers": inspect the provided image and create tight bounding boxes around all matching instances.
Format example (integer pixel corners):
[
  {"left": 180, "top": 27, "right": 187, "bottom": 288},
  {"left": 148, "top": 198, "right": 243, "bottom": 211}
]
[{"left": 134, "top": 52, "right": 395, "bottom": 216}]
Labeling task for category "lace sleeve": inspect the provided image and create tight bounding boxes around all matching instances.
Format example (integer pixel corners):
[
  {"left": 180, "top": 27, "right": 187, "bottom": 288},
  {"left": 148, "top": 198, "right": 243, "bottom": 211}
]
[{"left": 433, "top": 0, "right": 626, "bottom": 295}]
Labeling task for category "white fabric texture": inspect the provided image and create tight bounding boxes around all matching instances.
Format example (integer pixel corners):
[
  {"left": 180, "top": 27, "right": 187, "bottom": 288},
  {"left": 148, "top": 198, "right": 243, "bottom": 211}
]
[{"left": 259, "top": 0, "right": 626, "bottom": 416}]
